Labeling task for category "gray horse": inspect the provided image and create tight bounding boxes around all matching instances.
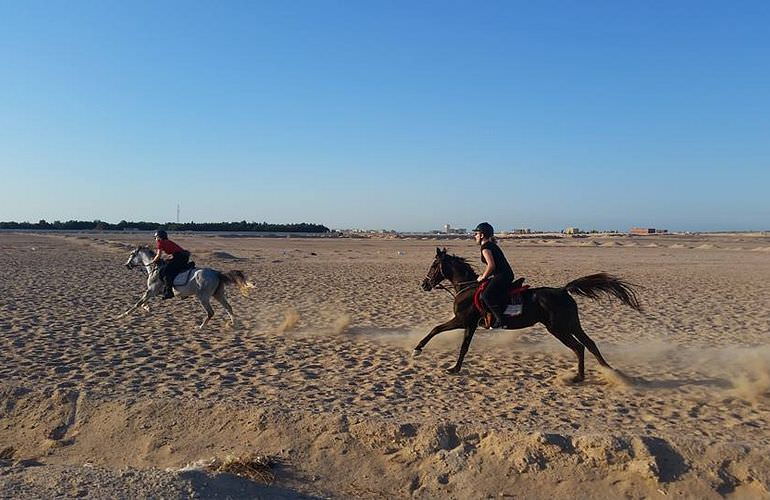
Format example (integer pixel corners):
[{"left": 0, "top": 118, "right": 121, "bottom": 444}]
[{"left": 118, "top": 246, "right": 254, "bottom": 328}]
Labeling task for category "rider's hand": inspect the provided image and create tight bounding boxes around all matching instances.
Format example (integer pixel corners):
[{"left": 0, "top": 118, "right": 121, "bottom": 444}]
[{"left": 477, "top": 275, "right": 485, "bottom": 282}]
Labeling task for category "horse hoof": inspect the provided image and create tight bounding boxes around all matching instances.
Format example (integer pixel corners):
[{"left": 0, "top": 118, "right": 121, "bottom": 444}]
[
  {"left": 571, "top": 375, "right": 585, "bottom": 384},
  {"left": 446, "top": 367, "right": 461, "bottom": 375},
  {"left": 412, "top": 349, "right": 422, "bottom": 358}
]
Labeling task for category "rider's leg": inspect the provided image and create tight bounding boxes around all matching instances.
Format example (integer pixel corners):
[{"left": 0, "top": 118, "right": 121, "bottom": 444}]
[
  {"left": 164, "top": 252, "right": 190, "bottom": 299},
  {"left": 480, "top": 292, "right": 501, "bottom": 328},
  {"left": 482, "top": 277, "right": 506, "bottom": 328},
  {"left": 162, "top": 259, "right": 176, "bottom": 299},
  {"left": 162, "top": 274, "right": 174, "bottom": 298}
]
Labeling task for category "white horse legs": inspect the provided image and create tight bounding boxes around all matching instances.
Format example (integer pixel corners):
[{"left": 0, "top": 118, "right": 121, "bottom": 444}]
[
  {"left": 116, "top": 290, "right": 152, "bottom": 319},
  {"left": 198, "top": 295, "right": 215, "bottom": 329},
  {"left": 118, "top": 275, "right": 240, "bottom": 329},
  {"left": 197, "top": 289, "right": 236, "bottom": 329},
  {"left": 213, "top": 287, "right": 236, "bottom": 326}
]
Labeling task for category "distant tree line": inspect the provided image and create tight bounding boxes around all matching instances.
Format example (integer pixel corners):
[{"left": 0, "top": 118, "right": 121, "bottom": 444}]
[{"left": 0, "top": 219, "right": 330, "bottom": 233}]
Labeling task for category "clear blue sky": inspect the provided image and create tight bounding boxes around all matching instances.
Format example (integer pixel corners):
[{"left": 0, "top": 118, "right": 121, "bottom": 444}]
[{"left": 1, "top": 1, "right": 768, "bottom": 232}]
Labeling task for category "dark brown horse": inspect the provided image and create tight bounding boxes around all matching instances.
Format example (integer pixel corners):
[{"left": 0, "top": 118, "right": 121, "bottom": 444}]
[{"left": 414, "top": 248, "right": 642, "bottom": 381}]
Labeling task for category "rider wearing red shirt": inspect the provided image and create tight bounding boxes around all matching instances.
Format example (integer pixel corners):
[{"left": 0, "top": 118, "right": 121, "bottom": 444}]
[{"left": 151, "top": 230, "right": 190, "bottom": 299}]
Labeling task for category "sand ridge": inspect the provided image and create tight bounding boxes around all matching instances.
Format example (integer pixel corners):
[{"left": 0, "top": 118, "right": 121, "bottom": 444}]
[{"left": 1, "top": 232, "right": 770, "bottom": 498}]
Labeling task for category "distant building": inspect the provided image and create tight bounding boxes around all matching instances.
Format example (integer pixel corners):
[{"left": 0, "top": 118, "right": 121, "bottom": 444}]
[
  {"left": 512, "top": 228, "right": 532, "bottom": 234},
  {"left": 564, "top": 227, "right": 580, "bottom": 235},
  {"left": 630, "top": 227, "right": 668, "bottom": 235},
  {"left": 441, "top": 224, "right": 467, "bottom": 235}
]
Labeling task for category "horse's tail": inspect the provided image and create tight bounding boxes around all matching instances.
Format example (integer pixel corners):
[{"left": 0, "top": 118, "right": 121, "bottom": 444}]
[
  {"left": 217, "top": 270, "right": 256, "bottom": 296},
  {"left": 564, "top": 273, "right": 642, "bottom": 312}
]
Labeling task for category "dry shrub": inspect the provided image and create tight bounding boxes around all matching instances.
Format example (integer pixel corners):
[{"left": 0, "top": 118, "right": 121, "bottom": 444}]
[
  {"left": 205, "top": 453, "right": 278, "bottom": 483},
  {"left": 0, "top": 447, "right": 14, "bottom": 460}
]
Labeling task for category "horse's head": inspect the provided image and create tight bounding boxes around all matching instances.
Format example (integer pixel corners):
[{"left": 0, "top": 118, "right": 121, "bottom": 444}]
[
  {"left": 125, "top": 246, "right": 147, "bottom": 269},
  {"left": 422, "top": 247, "right": 449, "bottom": 291}
]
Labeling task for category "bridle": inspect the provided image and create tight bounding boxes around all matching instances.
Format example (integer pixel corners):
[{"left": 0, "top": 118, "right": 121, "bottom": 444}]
[
  {"left": 126, "top": 249, "right": 141, "bottom": 269},
  {"left": 425, "top": 257, "right": 478, "bottom": 298},
  {"left": 126, "top": 248, "right": 157, "bottom": 271}
]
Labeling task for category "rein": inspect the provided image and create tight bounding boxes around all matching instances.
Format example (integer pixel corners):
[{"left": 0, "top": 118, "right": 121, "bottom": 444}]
[
  {"left": 436, "top": 281, "right": 477, "bottom": 298},
  {"left": 427, "top": 272, "right": 478, "bottom": 298},
  {"left": 445, "top": 280, "right": 479, "bottom": 297},
  {"left": 129, "top": 249, "right": 159, "bottom": 272}
]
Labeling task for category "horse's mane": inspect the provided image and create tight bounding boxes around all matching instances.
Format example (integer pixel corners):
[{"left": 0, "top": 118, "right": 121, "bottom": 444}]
[{"left": 446, "top": 253, "right": 478, "bottom": 279}]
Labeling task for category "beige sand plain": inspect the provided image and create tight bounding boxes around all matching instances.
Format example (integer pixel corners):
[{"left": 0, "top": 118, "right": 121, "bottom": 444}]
[{"left": 1, "top": 231, "right": 770, "bottom": 498}]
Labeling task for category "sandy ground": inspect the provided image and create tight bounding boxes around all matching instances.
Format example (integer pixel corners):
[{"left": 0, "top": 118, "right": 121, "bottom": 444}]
[{"left": 1, "top": 231, "right": 769, "bottom": 498}]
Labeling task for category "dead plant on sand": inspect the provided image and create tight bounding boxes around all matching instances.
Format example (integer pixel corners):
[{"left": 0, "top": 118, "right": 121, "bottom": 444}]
[{"left": 205, "top": 453, "right": 279, "bottom": 483}]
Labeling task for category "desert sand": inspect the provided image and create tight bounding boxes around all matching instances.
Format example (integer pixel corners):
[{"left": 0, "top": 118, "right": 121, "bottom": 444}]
[{"left": 1, "top": 231, "right": 769, "bottom": 498}]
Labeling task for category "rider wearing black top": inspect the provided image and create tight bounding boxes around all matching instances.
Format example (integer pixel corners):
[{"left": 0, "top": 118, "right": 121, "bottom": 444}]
[{"left": 474, "top": 222, "right": 514, "bottom": 328}]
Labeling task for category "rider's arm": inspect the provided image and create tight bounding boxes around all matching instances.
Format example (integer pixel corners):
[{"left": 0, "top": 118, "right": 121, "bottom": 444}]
[
  {"left": 150, "top": 248, "right": 163, "bottom": 264},
  {"left": 478, "top": 248, "right": 496, "bottom": 281}
]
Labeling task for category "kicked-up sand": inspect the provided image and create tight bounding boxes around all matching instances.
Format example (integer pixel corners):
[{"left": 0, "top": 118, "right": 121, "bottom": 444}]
[{"left": 1, "top": 231, "right": 770, "bottom": 498}]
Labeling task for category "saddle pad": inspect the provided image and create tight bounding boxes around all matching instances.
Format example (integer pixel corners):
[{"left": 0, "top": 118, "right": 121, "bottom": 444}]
[
  {"left": 474, "top": 281, "right": 530, "bottom": 314},
  {"left": 173, "top": 269, "right": 195, "bottom": 286}
]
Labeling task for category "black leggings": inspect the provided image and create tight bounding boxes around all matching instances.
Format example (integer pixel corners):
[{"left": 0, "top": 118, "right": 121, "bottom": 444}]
[
  {"left": 481, "top": 273, "right": 514, "bottom": 308},
  {"left": 162, "top": 251, "right": 190, "bottom": 284}
]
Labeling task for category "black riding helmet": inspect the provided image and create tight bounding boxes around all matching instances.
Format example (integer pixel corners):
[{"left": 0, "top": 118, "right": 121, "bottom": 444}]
[
  {"left": 473, "top": 222, "right": 494, "bottom": 238},
  {"left": 154, "top": 230, "right": 168, "bottom": 240}
]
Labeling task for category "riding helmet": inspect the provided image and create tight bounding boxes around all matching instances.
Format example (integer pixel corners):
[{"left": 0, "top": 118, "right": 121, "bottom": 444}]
[
  {"left": 154, "top": 229, "right": 168, "bottom": 240},
  {"left": 473, "top": 222, "right": 494, "bottom": 238}
]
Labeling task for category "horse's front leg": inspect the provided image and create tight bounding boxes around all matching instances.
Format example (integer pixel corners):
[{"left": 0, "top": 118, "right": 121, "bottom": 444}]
[
  {"left": 446, "top": 324, "right": 478, "bottom": 374},
  {"left": 412, "top": 316, "right": 464, "bottom": 357},
  {"left": 115, "top": 289, "right": 152, "bottom": 319}
]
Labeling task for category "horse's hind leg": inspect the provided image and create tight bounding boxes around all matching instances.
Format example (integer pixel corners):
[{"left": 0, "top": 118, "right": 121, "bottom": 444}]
[
  {"left": 197, "top": 295, "right": 215, "bottom": 329},
  {"left": 572, "top": 320, "right": 612, "bottom": 369},
  {"left": 213, "top": 286, "right": 235, "bottom": 325},
  {"left": 545, "top": 324, "right": 586, "bottom": 382}
]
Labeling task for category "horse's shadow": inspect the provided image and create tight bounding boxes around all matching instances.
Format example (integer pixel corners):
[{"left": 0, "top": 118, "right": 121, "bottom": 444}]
[
  {"left": 628, "top": 375, "right": 732, "bottom": 390},
  {"left": 456, "top": 366, "right": 732, "bottom": 391}
]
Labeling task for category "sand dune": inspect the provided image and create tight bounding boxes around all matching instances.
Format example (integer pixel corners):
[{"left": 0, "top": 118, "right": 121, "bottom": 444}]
[{"left": 1, "top": 232, "right": 770, "bottom": 498}]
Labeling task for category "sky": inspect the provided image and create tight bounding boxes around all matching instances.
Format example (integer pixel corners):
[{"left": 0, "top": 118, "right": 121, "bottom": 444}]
[{"left": 1, "top": 1, "right": 768, "bottom": 232}]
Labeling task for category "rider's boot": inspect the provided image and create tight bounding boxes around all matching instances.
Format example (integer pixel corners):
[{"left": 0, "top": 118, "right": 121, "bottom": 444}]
[
  {"left": 489, "top": 305, "right": 505, "bottom": 329},
  {"left": 162, "top": 279, "right": 174, "bottom": 299},
  {"left": 481, "top": 296, "right": 503, "bottom": 329}
]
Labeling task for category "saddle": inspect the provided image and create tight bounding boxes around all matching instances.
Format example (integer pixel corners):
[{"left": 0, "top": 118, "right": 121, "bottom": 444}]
[
  {"left": 474, "top": 277, "right": 529, "bottom": 329},
  {"left": 159, "top": 260, "right": 197, "bottom": 287},
  {"left": 172, "top": 266, "right": 196, "bottom": 286}
]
